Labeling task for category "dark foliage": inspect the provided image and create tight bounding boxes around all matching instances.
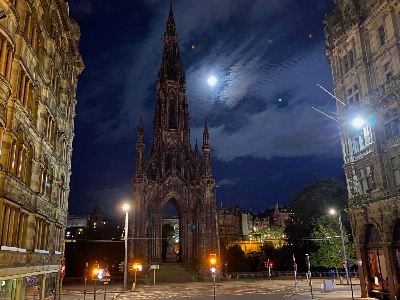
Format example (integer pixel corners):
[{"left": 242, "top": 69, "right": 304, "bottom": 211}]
[
  {"left": 225, "top": 244, "right": 251, "bottom": 272},
  {"left": 64, "top": 241, "right": 124, "bottom": 277},
  {"left": 285, "top": 178, "right": 348, "bottom": 244}
]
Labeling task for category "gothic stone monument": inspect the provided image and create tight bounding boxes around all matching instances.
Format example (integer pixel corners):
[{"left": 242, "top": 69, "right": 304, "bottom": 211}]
[{"left": 129, "top": 6, "right": 219, "bottom": 278}]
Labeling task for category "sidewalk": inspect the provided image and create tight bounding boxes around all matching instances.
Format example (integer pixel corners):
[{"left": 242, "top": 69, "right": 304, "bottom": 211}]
[{"left": 291, "top": 278, "right": 377, "bottom": 300}]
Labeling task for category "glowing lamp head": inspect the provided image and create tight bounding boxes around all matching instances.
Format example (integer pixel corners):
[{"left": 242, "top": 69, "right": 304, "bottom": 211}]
[
  {"left": 93, "top": 268, "right": 99, "bottom": 275},
  {"left": 210, "top": 253, "right": 217, "bottom": 265},
  {"left": 211, "top": 267, "right": 216, "bottom": 273},
  {"left": 208, "top": 76, "right": 217, "bottom": 86},
  {"left": 329, "top": 209, "right": 336, "bottom": 215},
  {"left": 122, "top": 204, "right": 130, "bottom": 212},
  {"left": 352, "top": 117, "right": 365, "bottom": 128}
]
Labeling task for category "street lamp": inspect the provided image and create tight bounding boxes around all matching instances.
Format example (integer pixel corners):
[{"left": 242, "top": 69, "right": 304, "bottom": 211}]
[
  {"left": 329, "top": 209, "right": 349, "bottom": 285},
  {"left": 351, "top": 117, "right": 365, "bottom": 128},
  {"left": 123, "top": 203, "right": 130, "bottom": 291}
]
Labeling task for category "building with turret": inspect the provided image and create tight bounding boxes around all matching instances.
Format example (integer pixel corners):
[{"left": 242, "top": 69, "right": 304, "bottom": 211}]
[{"left": 324, "top": 0, "right": 400, "bottom": 298}]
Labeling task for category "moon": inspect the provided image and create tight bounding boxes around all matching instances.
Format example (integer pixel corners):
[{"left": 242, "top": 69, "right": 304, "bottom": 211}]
[{"left": 208, "top": 76, "right": 217, "bottom": 86}]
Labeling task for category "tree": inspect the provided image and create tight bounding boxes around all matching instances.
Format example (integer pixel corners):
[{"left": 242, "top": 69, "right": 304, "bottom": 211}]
[
  {"left": 225, "top": 244, "right": 251, "bottom": 272},
  {"left": 310, "top": 215, "right": 355, "bottom": 270},
  {"left": 268, "top": 224, "right": 285, "bottom": 240},
  {"left": 285, "top": 178, "right": 348, "bottom": 242}
]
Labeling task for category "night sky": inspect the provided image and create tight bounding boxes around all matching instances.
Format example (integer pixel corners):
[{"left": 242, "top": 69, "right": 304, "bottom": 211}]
[{"left": 67, "top": 0, "right": 345, "bottom": 218}]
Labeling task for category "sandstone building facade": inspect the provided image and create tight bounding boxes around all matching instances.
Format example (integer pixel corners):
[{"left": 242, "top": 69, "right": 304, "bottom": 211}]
[
  {"left": 325, "top": 0, "right": 400, "bottom": 298},
  {"left": 0, "top": 0, "right": 83, "bottom": 298},
  {"left": 130, "top": 6, "right": 219, "bottom": 278}
]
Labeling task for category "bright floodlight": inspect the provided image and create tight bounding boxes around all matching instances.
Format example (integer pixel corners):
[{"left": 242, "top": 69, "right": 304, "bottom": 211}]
[
  {"left": 122, "top": 204, "right": 130, "bottom": 211},
  {"left": 208, "top": 76, "right": 217, "bottom": 86},
  {"left": 352, "top": 117, "right": 365, "bottom": 128},
  {"left": 329, "top": 209, "right": 336, "bottom": 215}
]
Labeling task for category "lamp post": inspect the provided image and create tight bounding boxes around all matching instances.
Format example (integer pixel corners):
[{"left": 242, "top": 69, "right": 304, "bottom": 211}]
[
  {"left": 329, "top": 209, "right": 349, "bottom": 285},
  {"left": 123, "top": 204, "right": 130, "bottom": 291}
]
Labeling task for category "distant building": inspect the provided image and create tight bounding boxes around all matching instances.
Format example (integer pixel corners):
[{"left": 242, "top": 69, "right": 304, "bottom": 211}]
[
  {"left": 267, "top": 203, "right": 291, "bottom": 227},
  {"left": 66, "top": 215, "right": 89, "bottom": 238},
  {"left": 90, "top": 204, "right": 103, "bottom": 229},
  {"left": 215, "top": 203, "right": 289, "bottom": 245},
  {"left": 217, "top": 204, "right": 243, "bottom": 244}
]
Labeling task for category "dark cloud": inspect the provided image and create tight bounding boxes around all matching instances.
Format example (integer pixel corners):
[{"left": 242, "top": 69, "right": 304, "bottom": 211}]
[{"left": 67, "top": 0, "right": 340, "bottom": 216}]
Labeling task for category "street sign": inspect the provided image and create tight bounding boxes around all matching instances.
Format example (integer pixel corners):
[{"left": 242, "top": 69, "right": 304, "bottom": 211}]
[
  {"left": 100, "top": 278, "right": 110, "bottom": 282},
  {"left": 150, "top": 265, "right": 159, "bottom": 270}
]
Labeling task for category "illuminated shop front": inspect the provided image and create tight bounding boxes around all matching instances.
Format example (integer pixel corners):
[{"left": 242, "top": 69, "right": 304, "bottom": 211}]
[
  {"left": 365, "top": 226, "right": 388, "bottom": 293},
  {"left": 0, "top": 272, "right": 58, "bottom": 300}
]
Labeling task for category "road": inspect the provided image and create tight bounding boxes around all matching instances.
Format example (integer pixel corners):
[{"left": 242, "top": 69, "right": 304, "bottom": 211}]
[{"left": 61, "top": 278, "right": 361, "bottom": 300}]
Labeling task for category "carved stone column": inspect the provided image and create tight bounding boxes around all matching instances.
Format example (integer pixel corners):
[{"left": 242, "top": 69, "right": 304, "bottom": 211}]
[
  {"left": 13, "top": 277, "right": 22, "bottom": 300},
  {"left": 357, "top": 244, "right": 369, "bottom": 298},
  {"left": 382, "top": 243, "right": 399, "bottom": 300},
  {"left": 40, "top": 274, "right": 46, "bottom": 300}
]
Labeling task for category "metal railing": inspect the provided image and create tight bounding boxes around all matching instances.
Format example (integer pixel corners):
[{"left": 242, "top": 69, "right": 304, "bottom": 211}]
[{"left": 229, "top": 270, "right": 358, "bottom": 279}]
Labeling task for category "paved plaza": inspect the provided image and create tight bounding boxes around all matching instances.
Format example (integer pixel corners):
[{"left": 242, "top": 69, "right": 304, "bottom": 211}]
[{"left": 61, "top": 278, "right": 365, "bottom": 300}]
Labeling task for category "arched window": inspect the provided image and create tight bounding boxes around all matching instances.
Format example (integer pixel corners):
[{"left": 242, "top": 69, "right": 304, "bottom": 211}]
[
  {"left": 46, "top": 167, "right": 53, "bottom": 199},
  {"left": 59, "top": 174, "right": 65, "bottom": 208},
  {"left": 0, "top": 35, "right": 13, "bottom": 81},
  {"left": 52, "top": 122, "right": 58, "bottom": 149},
  {"left": 8, "top": 139, "right": 16, "bottom": 172},
  {"left": 366, "top": 225, "right": 388, "bottom": 292},
  {"left": 40, "top": 157, "right": 49, "bottom": 195},
  {"left": 25, "top": 144, "right": 34, "bottom": 187},
  {"left": 169, "top": 99, "right": 177, "bottom": 129},
  {"left": 0, "top": 124, "right": 5, "bottom": 157}
]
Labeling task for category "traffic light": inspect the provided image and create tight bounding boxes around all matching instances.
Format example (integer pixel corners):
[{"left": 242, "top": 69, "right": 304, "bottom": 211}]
[
  {"left": 92, "top": 264, "right": 99, "bottom": 280},
  {"left": 210, "top": 254, "right": 217, "bottom": 266},
  {"left": 342, "top": 259, "right": 346, "bottom": 265},
  {"left": 118, "top": 262, "right": 124, "bottom": 273},
  {"left": 269, "top": 261, "right": 273, "bottom": 268},
  {"left": 128, "top": 263, "right": 132, "bottom": 272},
  {"left": 210, "top": 254, "right": 217, "bottom": 273},
  {"left": 264, "top": 261, "right": 267, "bottom": 269},
  {"left": 293, "top": 263, "right": 297, "bottom": 272}
]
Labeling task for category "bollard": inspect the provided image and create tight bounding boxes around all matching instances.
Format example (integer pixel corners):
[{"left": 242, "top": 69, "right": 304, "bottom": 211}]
[{"left": 320, "top": 284, "right": 324, "bottom": 292}]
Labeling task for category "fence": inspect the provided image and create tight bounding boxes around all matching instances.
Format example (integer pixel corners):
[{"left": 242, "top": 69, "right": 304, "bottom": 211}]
[{"left": 229, "top": 270, "right": 358, "bottom": 280}]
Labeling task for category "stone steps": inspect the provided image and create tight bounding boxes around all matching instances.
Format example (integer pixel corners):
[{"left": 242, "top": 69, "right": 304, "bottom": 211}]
[{"left": 155, "top": 263, "right": 198, "bottom": 283}]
